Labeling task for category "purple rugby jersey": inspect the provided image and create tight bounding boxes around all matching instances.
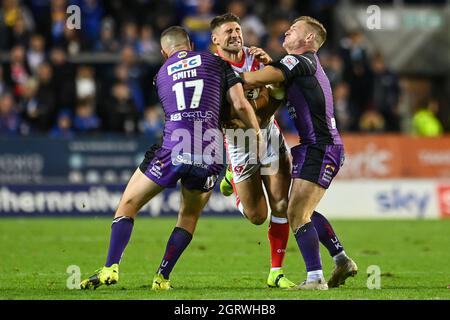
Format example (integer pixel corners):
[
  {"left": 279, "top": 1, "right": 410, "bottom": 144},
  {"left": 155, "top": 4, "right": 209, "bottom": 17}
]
[
  {"left": 270, "top": 51, "right": 345, "bottom": 188},
  {"left": 155, "top": 50, "right": 242, "bottom": 153},
  {"left": 271, "top": 51, "right": 342, "bottom": 145}
]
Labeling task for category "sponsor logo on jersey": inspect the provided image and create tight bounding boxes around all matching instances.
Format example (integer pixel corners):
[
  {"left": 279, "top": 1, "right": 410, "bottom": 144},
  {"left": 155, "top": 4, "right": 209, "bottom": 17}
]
[
  {"left": 280, "top": 55, "right": 299, "bottom": 70},
  {"left": 177, "top": 51, "right": 188, "bottom": 59},
  {"left": 171, "top": 153, "right": 209, "bottom": 170},
  {"left": 149, "top": 159, "right": 164, "bottom": 178},
  {"left": 167, "top": 55, "right": 202, "bottom": 76},
  {"left": 204, "top": 175, "right": 218, "bottom": 190},
  {"left": 155, "top": 160, "right": 164, "bottom": 168},
  {"left": 172, "top": 154, "right": 190, "bottom": 167},
  {"left": 330, "top": 117, "right": 337, "bottom": 129},
  {"left": 322, "top": 164, "right": 335, "bottom": 183},
  {"left": 287, "top": 102, "right": 297, "bottom": 119},
  {"left": 171, "top": 113, "right": 182, "bottom": 121},
  {"left": 170, "top": 111, "right": 214, "bottom": 122}
]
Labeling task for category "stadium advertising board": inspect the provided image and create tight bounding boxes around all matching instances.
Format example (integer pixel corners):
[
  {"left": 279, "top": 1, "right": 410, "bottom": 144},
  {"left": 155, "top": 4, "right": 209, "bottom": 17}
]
[
  {"left": 317, "top": 180, "right": 445, "bottom": 219},
  {"left": 2, "top": 135, "right": 449, "bottom": 183},
  {"left": 437, "top": 185, "right": 450, "bottom": 218},
  {"left": 0, "top": 184, "right": 237, "bottom": 217},
  {"left": 340, "top": 135, "right": 450, "bottom": 179},
  {"left": 1, "top": 181, "right": 448, "bottom": 219},
  {"left": 1, "top": 136, "right": 449, "bottom": 218}
]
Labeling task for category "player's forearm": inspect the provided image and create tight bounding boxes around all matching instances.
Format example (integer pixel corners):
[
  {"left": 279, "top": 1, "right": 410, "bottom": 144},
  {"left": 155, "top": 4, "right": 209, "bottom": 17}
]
[
  {"left": 241, "top": 66, "right": 285, "bottom": 90},
  {"left": 233, "top": 97, "right": 261, "bottom": 132},
  {"left": 233, "top": 98, "right": 266, "bottom": 160},
  {"left": 241, "top": 71, "right": 267, "bottom": 89},
  {"left": 227, "top": 83, "right": 261, "bottom": 131}
]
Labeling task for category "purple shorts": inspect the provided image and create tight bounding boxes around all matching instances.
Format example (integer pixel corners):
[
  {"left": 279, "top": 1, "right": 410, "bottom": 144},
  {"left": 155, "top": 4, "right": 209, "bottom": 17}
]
[
  {"left": 291, "top": 144, "right": 345, "bottom": 189},
  {"left": 139, "top": 144, "right": 223, "bottom": 192}
]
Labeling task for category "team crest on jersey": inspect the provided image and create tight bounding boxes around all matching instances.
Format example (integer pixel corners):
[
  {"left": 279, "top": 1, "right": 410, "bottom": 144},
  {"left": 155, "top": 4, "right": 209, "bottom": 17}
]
[
  {"left": 280, "top": 55, "right": 299, "bottom": 70},
  {"left": 177, "top": 51, "right": 188, "bottom": 59},
  {"left": 233, "top": 165, "right": 244, "bottom": 176},
  {"left": 167, "top": 55, "right": 202, "bottom": 75}
]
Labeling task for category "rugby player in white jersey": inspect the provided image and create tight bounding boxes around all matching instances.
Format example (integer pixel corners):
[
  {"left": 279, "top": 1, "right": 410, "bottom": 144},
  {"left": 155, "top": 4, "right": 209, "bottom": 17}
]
[{"left": 211, "top": 13, "right": 295, "bottom": 289}]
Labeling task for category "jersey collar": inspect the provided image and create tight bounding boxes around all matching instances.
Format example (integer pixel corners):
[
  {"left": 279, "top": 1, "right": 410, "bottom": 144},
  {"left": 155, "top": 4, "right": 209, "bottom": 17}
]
[{"left": 216, "top": 48, "right": 246, "bottom": 68}]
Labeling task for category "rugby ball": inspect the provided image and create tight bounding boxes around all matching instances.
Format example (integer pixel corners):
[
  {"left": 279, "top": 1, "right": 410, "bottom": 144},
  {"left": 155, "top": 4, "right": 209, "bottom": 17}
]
[{"left": 244, "top": 87, "right": 260, "bottom": 100}]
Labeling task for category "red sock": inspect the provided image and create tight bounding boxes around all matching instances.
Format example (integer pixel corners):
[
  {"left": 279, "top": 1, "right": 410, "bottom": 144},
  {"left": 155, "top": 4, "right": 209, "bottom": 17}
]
[{"left": 268, "top": 217, "right": 290, "bottom": 268}]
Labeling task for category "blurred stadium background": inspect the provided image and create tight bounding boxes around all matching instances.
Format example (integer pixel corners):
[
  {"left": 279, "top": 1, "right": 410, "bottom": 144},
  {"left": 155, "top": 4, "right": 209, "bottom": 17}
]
[{"left": 0, "top": 0, "right": 449, "bottom": 219}]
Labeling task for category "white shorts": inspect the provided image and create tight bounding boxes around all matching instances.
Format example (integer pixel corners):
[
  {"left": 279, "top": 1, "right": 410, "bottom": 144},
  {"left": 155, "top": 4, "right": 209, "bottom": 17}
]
[{"left": 224, "top": 117, "right": 288, "bottom": 183}]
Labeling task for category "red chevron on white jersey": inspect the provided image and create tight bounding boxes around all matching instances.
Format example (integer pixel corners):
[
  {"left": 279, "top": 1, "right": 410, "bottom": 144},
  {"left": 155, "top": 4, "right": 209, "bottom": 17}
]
[{"left": 216, "top": 46, "right": 264, "bottom": 73}]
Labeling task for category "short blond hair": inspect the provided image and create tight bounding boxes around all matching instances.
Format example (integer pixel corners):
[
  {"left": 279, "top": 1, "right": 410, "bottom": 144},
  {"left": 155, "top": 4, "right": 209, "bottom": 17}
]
[{"left": 294, "top": 16, "right": 327, "bottom": 48}]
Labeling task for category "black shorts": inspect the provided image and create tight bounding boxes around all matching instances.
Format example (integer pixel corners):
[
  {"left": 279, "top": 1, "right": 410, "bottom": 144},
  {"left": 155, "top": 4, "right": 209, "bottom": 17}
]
[
  {"left": 291, "top": 144, "right": 345, "bottom": 189},
  {"left": 139, "top": 143, "right": 222, "bottom": 192}
]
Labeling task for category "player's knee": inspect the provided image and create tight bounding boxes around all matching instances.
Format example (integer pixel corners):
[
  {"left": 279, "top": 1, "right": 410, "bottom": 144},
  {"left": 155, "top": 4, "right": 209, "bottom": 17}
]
[
  {"left": 250, "top": 216, "right": 266, "bottom": 225},
  {"left": 119, "top": 197, "right": 140, "bottom": 214},
  {"left": 245, "top": 211, "right": 267, "bottom": 225},
  {"left": 271, "top": 198, "right": 288, "bottom": 215}
]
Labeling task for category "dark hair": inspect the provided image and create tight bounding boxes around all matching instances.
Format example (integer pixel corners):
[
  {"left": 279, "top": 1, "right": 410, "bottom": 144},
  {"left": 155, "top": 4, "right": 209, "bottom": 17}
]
[
  {"left": 160, "top": 26, "right": 190, "bottom": 41},
  {"left": 210, "top": 13, "right": 241, "bottom": 31}
]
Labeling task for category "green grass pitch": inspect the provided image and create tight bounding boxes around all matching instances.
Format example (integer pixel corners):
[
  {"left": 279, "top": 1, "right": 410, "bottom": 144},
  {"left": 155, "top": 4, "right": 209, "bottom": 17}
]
[{"left": 0, "top": 217, "right": 449, "bottom": 300}]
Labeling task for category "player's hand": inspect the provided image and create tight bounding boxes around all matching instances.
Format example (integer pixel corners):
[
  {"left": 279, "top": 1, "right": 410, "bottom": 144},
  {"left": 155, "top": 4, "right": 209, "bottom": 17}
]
[
  {"left": 249, "top": 46, "right": 273, "bottom": 65},
  {"left": 228, "top": 118, "right": 246, "bottom": 129}
]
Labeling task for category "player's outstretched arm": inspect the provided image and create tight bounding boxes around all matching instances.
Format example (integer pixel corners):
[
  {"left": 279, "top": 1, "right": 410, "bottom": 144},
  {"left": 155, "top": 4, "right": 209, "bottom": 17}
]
[
  {"left": 241, "top": 66, "right": 285, "bottom": 89},
  {"left": 227, "top": 82, "right": 261, "bottom": 132},
  {"left": 227, "top": 83, "right": 266, "bottom": 158},
  {"left": 229, "top": 84, "right": 285, "bottom": 129}
]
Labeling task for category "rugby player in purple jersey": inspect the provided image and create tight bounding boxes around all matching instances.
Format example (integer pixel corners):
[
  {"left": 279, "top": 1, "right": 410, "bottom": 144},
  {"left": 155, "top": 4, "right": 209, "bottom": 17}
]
[
  {"left": 80, "top": 26, "right": 264, "bottom": 290},
  {"left": 241, "top": 16, "right": 357, "bottom": 290}
]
